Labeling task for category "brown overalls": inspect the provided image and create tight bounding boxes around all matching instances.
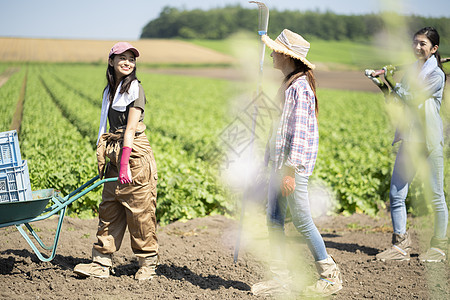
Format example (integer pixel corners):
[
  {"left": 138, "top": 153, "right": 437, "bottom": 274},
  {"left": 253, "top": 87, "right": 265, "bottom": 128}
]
[{"left": 95, "top": 122, "right": 158, "bottom": 264}]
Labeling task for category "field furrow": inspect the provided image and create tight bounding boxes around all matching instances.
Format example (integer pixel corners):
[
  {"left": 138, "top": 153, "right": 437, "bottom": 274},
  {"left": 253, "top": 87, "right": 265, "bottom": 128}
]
[
  {"left": 0, "top": 69, "right": 26, "bottom": 131},
  {"left": 38, "top": 72, "right": 100, "bottom": 145}
]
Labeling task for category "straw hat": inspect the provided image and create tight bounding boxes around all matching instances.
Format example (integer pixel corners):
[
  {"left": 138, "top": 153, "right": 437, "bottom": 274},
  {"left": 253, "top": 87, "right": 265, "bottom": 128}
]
[{"left": 262, "top": 29, "right": 315, "bottom": 69}]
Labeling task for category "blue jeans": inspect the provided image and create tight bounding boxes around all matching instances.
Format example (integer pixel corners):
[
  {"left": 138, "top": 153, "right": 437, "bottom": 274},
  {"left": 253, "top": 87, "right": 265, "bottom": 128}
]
[
  {"left": 266, "top": 165, "right": 328, "bottom": 261},
  {"left": 390, "top": 142, "right": 448, "bottom": 238}
]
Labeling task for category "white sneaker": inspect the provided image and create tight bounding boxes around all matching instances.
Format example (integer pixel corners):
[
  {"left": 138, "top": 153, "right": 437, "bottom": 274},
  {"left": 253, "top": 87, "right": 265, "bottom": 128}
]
[{"left": 251, "top": 277, "right": 291, "bottom": 296}]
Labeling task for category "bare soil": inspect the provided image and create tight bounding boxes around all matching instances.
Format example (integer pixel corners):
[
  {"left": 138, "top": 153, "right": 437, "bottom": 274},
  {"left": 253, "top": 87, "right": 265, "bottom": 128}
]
[{"left": 1, "top": 211, "right": 449, "bottom": 299}]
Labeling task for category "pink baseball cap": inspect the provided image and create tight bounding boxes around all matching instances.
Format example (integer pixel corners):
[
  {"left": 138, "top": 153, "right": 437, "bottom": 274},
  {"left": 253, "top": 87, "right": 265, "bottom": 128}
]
[{"left": 109, "top": 42, "right": 140, "bottom": 58}]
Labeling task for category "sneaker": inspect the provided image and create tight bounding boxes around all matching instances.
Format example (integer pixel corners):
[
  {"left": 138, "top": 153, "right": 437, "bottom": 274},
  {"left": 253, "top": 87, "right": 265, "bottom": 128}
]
[
  {"left": 419, "top": 236, "right": 448, "bottom": 263},
  {"left": 73, "top": 262, "right": 110, "bottom": 278},
  {"left": 251, "top": 277, "right": 291, "bottom": 296},
  {"left": 376, "top": 232, "right": 411, "bottom": 262},
  {"left": 419, "top": 247, "right": 446, "bottom": 262},
  {"left": 303, "top": 255, "right": 343, "bottom": 297}
]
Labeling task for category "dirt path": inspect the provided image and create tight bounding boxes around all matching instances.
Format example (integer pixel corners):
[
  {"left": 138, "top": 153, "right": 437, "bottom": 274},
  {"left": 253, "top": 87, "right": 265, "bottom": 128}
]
[
  {"left": 145, "top": 67, "right": 380, "bottom": 93},
  {"left": 1, "top": 213, "right": 448, "bottom": 299},
  {"left": 9, "top": 71, "right": 27, "bottom": 133}
]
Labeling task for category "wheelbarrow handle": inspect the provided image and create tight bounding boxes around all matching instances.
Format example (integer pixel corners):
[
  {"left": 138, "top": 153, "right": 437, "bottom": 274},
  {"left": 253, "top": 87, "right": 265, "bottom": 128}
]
[
  {"left": 63, "top": 175, "right": 118, "bottom": 206},
  {"left": 12, "top": 176, "right": 118, "bottom": 262}
]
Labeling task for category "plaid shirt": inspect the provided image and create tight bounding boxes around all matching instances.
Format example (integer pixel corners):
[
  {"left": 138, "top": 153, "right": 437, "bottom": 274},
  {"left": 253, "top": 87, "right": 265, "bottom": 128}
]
[{"left": 275, "top": 76, "right": 319, "bottom": 175}]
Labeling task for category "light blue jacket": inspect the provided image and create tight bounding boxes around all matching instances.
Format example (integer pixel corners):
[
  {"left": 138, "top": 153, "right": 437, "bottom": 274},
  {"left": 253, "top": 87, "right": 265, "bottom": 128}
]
[{"left": 392, "top": 55, "right": 446, "bottom": 151}]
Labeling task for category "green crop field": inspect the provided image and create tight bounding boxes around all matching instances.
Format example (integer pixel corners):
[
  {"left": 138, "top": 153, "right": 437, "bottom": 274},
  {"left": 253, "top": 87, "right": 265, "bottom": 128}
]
[{"left": 1, "top": 64, "right": 234, "bottom": 224}]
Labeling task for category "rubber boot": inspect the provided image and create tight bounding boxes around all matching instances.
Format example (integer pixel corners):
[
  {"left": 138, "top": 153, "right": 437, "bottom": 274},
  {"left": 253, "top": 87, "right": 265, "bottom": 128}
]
[
  {"left": 303, "top": 255, "right": 343, "bottom": 297},
  {"left": 376, "top": 232, "right": 411, "bottom": 261},
  {"left": 73, "top": 248, "right": 112, "bottom": 278},
  {"left": 419, "top": 236, "right": 448, "bottom": 262},
  {"left": 135, "top": 255, "right": 158, "bottom": 280},
  {"left": 251, "top": 260, "right": 292, "bottom": 296}
]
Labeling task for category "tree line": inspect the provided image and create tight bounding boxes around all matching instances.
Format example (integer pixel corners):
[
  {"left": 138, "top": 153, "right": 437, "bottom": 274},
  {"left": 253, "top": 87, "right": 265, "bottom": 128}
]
[{"left": 140, "top": 6, "right": 449, "bottom": 45}]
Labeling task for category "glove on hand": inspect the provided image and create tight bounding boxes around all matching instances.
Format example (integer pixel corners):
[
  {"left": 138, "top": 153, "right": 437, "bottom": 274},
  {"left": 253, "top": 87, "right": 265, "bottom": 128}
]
[
  {"left": 119, "top": 147, "right": 132, "bottom": 184},
  {"left": 383, "top": 65, "right": 397, "bottom": 89}
]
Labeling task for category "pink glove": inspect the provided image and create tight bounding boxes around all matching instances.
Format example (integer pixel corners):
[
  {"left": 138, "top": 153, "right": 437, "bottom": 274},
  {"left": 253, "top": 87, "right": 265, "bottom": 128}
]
[{"left": 119, "top": 147, "right": 132, "bottom": 184}]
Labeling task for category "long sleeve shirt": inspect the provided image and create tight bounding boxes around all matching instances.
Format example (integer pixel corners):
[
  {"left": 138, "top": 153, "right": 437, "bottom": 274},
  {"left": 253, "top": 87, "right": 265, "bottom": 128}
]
[
  {"left": 274, "top": 76, "right": 319, "bottom": 175},
  {"left": 392, "top": 55, "right": 445, "bottom": 150}
]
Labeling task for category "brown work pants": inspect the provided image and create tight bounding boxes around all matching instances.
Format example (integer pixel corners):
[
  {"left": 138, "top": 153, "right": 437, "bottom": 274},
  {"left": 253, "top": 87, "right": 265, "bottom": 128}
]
[{"left": 93, "top": 149, "right": 158, "bottom": 261}]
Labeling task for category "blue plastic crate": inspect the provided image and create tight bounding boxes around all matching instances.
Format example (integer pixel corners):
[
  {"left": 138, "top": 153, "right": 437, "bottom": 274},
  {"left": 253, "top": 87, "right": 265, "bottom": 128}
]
[
  {"left": 0, "top": 160, "right": 32, "bottom": 203},
  {"left": 0, "top": 130, "right": 22, "bottom": 168}
]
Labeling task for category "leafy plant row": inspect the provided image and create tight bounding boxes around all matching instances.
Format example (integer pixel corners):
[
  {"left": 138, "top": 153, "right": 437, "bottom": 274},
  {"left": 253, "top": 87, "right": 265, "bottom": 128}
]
[
  {"left": 0, "top": 65, "right": 9, "bottom": 77},
  {"left": 40, "top": 65, "right": 234, "bottom": 159},
  {"left": 314, "top": 89, "right": 450, "bottom": 216},
  {"left": 0, "top": 69, "right": 26, "bottom": 131},
  {"left": 313, "top": 89, "right": 394, "bottom": 215},
  {"left": 19, "top": 66, "right": 101, "bottom": 218},
  {"left": 38, "top": 70, "right": 100, "bottom": 145},
  {"left": 140, "top": 72, "right": 233, "bottom": 158}
]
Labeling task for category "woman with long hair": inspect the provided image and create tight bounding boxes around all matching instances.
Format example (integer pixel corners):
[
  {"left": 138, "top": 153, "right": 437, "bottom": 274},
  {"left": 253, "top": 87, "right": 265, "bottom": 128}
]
[
  {"left": 251, "top": 29, "right": 342, "bottom": 297},
  {"left": 74, "top": 42, "right": 159, "bottom": 280},
  {"left": 375, "top": 27, "right": 448, "bottom": 262}
]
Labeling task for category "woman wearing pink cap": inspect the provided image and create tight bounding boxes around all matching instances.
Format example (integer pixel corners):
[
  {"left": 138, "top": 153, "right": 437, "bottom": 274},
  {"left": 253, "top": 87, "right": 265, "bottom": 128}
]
[
  {"left": 74, "top": 42, "right": 159, "bottom": 280},
  {"left": 251, "top": 30, "right": 342, "bottom": 297}
]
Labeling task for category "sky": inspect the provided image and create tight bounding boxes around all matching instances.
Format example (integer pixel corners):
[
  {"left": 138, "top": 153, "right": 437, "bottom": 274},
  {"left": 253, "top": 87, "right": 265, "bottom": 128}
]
[{"left": 1, "top": 0, "right": 449, "bottom": 41}]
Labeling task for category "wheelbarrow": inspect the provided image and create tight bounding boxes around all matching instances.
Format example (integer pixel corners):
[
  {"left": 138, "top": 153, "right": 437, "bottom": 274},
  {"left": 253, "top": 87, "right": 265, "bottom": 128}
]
[{"left": 0, "top": 175, "right": 117, "bottom": 262}]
